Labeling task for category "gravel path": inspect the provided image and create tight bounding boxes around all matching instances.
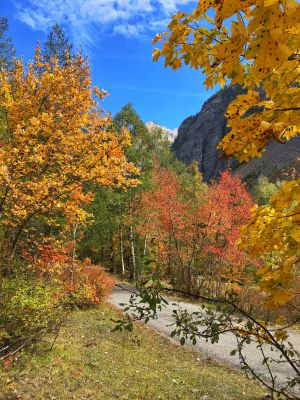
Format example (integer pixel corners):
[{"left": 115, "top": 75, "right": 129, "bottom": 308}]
[{"left": 108, "top": 284, "right": 300, "bottom": 396}]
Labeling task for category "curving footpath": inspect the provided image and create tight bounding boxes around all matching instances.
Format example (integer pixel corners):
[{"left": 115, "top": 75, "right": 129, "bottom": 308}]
[{"left": 108, "top": 284, "right": 300, "bottom": 397}]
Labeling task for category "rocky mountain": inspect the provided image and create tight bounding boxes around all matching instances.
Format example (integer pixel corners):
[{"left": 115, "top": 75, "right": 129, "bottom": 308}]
[
  {"left": 146, "top": 121, "right": 178, "bottom": 143},
  {"left": 172, "top": 85, "right": 300, "bottom": 184}
]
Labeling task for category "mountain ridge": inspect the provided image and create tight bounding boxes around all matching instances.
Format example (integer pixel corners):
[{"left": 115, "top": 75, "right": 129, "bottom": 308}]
[{"left": 172, "top": 85, "right": 300, "bottom": 184}]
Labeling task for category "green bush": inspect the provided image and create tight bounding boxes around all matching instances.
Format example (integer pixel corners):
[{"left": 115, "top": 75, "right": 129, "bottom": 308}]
[
  {"left": 252, "top": 175, "right": 281, "bottom": 205},
  {"left": 0, "top": 274, "right": 65, "bottom": 355}
]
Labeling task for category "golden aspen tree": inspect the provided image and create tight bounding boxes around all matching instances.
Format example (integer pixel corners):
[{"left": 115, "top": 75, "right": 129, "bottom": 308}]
[{"left": 0, "top": 47, "right": 138, "bottom": 257}]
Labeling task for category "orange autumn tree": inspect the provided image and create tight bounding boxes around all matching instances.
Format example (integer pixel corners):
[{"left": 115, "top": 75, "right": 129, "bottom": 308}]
[
  {"left": 0, "top": 47, "right": 138, "bottom": 260},
  {"left": 135, "top": 166, "right": 253, "bottom": 296},
  {"left": 136, "top": 167, "right": 192, "bottom": 288},
  {"left": 200, "top": 171, "right": 254, "bottom": 289}
]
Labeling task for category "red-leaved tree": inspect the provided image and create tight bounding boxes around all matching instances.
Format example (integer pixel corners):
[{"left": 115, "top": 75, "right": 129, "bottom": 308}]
[{"left": 135, "top": 167, "right": 255, "bottom": 297}]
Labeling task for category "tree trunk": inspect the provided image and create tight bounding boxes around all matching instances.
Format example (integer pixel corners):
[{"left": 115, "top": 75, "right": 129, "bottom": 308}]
[
  {"left": 119, "top": 225, "right": 125, "bottom": 276},
  {"left": 70, "top": 222, "right": 78, "bottom": 286},
  {"left": 142, "top": 217, "right": 151, "bottom": 257},
  {"left": 129, "top": 226, "right": 136, "bottom": 281},
  {"left": 188, "top": 263, "right": 193, "bottom": 294},
  {"left": 109, "top": 235, "right": 115, "bottom": 274},
  {"left": 143, "top": 232, "right": 148, "bottom": 257}
]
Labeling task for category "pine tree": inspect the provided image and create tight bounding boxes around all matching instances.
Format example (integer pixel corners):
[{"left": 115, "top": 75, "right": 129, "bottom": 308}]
[
  {"left": 42, "top": 23, "right": 73, "bottom": 66},
  {"left": 0, "top": 17, "right": 15, "bottom": 71}
]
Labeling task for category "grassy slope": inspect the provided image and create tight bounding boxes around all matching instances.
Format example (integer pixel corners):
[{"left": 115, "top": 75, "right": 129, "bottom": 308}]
[{"left": 0, "top": 303, "right": 265, "bottom": 400}]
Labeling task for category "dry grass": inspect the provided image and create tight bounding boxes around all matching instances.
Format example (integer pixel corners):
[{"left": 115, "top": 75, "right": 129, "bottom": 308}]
[{"left": 0, "top": 303, "right": 265, "bottom": 400}]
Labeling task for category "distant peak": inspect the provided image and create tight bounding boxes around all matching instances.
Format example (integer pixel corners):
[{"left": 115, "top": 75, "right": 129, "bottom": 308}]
[{"left": 145, "top": 121, "right": 178, "bottom": 143}]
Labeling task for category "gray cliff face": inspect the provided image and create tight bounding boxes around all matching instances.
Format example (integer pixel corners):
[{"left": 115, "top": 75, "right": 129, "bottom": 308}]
[
  {"left": 173, "top": 86, "right": 300, "bottom": 183},
  {"left": 172, "top": 85, "right": 245, "bottom": 181}
]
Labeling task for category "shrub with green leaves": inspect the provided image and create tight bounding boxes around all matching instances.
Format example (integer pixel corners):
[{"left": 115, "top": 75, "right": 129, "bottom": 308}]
[
  {"left": 0, "top": 274, "right": 65, "bottom": 356},
  {"left": 252, "top": 175, "right": 281, "bottom": 205}
]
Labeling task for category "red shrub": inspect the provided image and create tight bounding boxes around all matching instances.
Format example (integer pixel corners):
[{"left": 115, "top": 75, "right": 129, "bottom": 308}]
[{"left": 27, "top": 240, "right": 115, "bottom": 307}]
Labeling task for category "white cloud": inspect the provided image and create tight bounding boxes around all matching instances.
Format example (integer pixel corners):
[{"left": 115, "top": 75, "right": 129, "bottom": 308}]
[
  {"left": 113, "top": 24, "right": 141, "bottom": 38},
  {"left": 15, "top": 0, "right": 196, "bottom": 44},
  {"left": 156, "top": 0, "right": 193, "bottom": 13}
]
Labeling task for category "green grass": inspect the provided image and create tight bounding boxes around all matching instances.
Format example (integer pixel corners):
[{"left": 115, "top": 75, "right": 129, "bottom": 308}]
[{"left": 0, "top": 303, "right": 265, "bottom": 400}]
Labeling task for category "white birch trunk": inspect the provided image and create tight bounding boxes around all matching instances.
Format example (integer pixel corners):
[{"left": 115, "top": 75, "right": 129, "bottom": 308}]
[
  {"left": 129, "top": 225, "right": 136, "bottom": 281},
  {"left": 119, "top": 225, "right": 125, "bottom": 275}
]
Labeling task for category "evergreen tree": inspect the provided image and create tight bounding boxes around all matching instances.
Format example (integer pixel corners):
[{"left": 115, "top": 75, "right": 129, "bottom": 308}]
[
  {"left": 0, "top": 17, "right": 15, "bottom": 143},
  {"left": 0, "top": 17, "right": 15, "bottom": 70},
  {"left": 114, "top": 103, "right": 148, "bottom": 137},
  {"left": 42, "top": 23, "right": 73, "bottom": 66}
]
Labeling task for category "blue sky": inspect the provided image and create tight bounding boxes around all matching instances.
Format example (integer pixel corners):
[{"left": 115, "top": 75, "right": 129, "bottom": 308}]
[{"left": 1, "top": 0, "right": 217, "bottom": 129}]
